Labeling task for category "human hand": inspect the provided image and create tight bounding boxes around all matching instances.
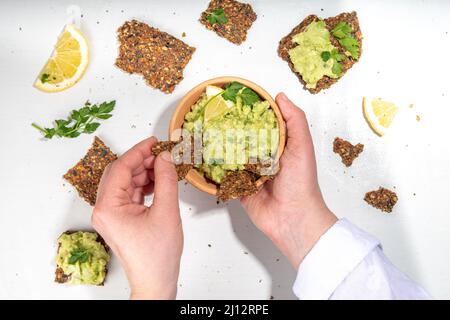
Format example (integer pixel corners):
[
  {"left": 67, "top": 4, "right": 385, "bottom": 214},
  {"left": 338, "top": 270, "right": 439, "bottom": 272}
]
[
  {"left": 92, "top": 137, "right": 182, "bottom": 300},
  {"left": 241, "top": 93, "right": 337, "bottom": 269}
]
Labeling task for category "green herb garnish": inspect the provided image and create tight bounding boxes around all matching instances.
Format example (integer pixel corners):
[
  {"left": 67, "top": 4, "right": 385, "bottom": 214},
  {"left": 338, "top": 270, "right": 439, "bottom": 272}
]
[
  {"left": 207, "top": 8, "right": 228, "bottom": 25},
  {"left": 221, "top": 81, "right": 261, "bottom": 106},
  {"left": 68, "top": 249, "right": 90, "bottom": 264},
  {"left": 32, "top": 100, "right": 116, "bottom": 139},
  {"left": 331, "top": 22, "right": 360, "bottom": 60},
  {"left": 321, "top": 49, "right": 345, "bottom": 76},
  {"left": 40, "top": 73, "right": 50, "bottom": 83}
]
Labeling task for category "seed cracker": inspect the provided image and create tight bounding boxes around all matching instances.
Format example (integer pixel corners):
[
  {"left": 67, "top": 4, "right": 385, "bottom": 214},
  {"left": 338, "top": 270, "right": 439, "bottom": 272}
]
[
  {"left": 116, "top": 20, "right": 196, "bottom": 93},
  {"left": 278, "top": 11, "right": 362, "bottom": 93},
  {"left": 364, "top": 187, "right": 398, "bottom": 213},
  {"left": 151, "top": 139, "right": 193, "bottom": 181},
  {"left": 217, "top": 170, "right": 258, "bottom": 202},
  {"left": 200, "top": 0, "right": 257, "bottom": 45},
  {"left": 333, "top": 137, "right": 364, "bottom": 167},
  {"left": 64, "top": 137, "right": 117, "bottom": 206}
]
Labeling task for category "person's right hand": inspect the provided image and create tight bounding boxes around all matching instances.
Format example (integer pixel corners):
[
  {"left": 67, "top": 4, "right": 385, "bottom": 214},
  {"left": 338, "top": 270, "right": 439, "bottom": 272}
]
[{"left": 241, "top": 93, "right": 337, "bottom": 269}]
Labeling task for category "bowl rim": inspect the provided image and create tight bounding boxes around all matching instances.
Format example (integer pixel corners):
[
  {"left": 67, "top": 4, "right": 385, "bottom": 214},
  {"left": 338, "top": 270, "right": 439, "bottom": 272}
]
[{"left": 168, "top": 76, "right": 286, "bottom": 196}]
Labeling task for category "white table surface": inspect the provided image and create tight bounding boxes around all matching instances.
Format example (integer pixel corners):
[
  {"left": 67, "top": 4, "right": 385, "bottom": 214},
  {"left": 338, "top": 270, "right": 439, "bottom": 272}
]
[{"left": 1, "top": 0, "right": 449, "bottom": 300}]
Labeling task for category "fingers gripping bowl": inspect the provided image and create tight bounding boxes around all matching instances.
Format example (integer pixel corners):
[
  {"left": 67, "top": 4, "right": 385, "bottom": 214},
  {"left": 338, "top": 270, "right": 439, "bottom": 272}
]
[{"left": 168, "top": 77, "right": 286, "bottom": 197}]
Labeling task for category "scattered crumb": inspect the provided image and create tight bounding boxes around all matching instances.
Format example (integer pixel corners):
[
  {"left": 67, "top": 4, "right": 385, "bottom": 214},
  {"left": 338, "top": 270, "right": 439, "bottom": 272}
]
[
  {"left": 270, "top": 296, "right": 274, "bottom": 300},
  {"left": 416, "top": 115, "right": 421, "bottom": 122},
  {"left": 244, "top": 251, "right": 248, "bottom": 255},
  {"left": 131, "top": 124, "right": 136, "bottom": 128},
  {"left": 409, "top": 104, "right": 414, "bottom": 108},
  {"left": 208, "top": 244, "right": 212, "bottom": 248},
  {"left": 364, "top": 187, "right": 398, "bottom": 213},
  {"left": 182, "top": 32, "right": 186, "bottom": 37}
]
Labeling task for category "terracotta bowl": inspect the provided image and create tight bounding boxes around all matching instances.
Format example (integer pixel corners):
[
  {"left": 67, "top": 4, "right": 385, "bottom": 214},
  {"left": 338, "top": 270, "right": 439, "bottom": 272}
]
[{"left": 169, "top": 76, "right": 286, "bottom": 196}]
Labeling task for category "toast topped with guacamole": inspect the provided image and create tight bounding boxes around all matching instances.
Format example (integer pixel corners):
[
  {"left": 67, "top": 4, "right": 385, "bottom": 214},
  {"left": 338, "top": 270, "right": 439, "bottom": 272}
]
[
  {"left": 55, "top": 231, "right": 110, "bottom": 286},
  {"left": 278, "top": 11, "right": 362, "bottom": 93}
]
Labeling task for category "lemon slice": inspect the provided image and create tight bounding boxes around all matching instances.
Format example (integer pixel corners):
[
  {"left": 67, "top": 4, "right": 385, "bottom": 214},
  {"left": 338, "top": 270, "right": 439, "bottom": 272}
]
[
  {"left": 363, "top": 97, "right": 399, "bottom": 136},
  {"left": 34, "top": 24, "right": 89, "bottom": 92},
  {"left": 204, "top": 86, "right": 234, "bottom": 123}
]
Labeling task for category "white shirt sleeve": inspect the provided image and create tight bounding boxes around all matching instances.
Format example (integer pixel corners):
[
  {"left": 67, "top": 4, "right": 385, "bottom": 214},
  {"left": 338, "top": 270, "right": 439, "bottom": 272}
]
[{"left": 292, "top": 219, "right": 430, "bottom": 300}]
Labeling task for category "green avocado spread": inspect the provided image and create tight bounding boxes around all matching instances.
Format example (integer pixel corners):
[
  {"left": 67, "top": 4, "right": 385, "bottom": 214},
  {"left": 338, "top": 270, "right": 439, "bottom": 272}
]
[
  {"left": 183, "top": 85, "right": 278, "bottom": 184},
  {"left": 56, "top": 231, "right": 110, "bottom": 285},
  {"left": 288, "top": 20, "right": 339, "bottom": 89}
]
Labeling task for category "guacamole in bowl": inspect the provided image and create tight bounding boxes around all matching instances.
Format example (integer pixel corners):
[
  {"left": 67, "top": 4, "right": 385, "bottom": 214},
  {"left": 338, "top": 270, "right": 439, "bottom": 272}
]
[{"left": 182, "top": 81, "right": 279, "bottom": 184}]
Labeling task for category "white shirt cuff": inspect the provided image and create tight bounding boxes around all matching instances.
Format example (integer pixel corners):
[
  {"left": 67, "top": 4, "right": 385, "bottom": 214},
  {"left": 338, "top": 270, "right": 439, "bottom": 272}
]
[{"left": 293, "top": 218, "right": 380, "bottom": 299}]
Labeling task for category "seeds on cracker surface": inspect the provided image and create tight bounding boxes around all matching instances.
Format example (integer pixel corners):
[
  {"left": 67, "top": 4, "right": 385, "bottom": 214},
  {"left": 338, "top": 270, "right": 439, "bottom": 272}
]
[
  {"left": 217, "top": 170, "right": 258, "bottom": 202},
  {"left": 151, "top": 139, "right": 194, "bottom": 181},
  {"left": 200, "top": 0, "right": 257, "bottom": 45},
  {"left": 333, "top": 137, "right": 364, "bottom": 167},
  {"left": 63, "top": 137, "right": 117, "bottom": 206},
  {"left": 364, "top": 187, "right": 398, "bottom": 213},
  {"left": 116, "top": 20, "right": 195, "bottom": 93}
]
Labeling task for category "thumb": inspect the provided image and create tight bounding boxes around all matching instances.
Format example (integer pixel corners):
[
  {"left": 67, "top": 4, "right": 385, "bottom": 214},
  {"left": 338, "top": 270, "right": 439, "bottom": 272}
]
[{"left": 152, "top": 151, "right": 180, "bottom": 214}]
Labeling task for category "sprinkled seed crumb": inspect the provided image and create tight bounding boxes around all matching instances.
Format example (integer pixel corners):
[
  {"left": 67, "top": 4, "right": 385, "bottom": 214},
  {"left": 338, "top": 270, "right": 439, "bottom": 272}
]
[{"left": 364, "top": 187, "right": 398, "bottom": 213}]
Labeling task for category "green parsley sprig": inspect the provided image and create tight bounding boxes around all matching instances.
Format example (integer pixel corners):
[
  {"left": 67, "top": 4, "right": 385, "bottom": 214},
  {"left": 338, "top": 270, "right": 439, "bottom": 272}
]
[
  {"left": 32, "top": 100, "right": 116, "bottom": 139},
  {"left": 222, "top": 81, "right": 261, "bottom": 106},
  {"left": 321, "top": 49, "right": 345, "bottom": 76},
  {"left": 207, "top": 8, "right": 228, "bottom": 25},
  {"left": 68, "top": 249, "right": 90, "bottom": 264},
  {"left": 331, "top": 22, "right": 360, "bottom": 60}
]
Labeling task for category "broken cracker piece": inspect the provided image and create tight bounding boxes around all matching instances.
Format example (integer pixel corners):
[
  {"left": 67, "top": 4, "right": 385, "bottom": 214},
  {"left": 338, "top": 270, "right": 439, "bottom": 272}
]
[
  {"left": 116, "top": 20, "right": 195, "bottom": 93},
  {"left": 364, "top": 187, "right": 398, "bottom": 213},
  {"left": 64, "top": 137, "right": 117, "bottom": 206},
  {"left": 333, "top": 137, "right": 364, "bottom": 167},
  {"left": 151, "top": 140, "right": 193, "bottom": 180},
  {"left": 200, "top": 0, "right": 257, "bottom": 45},
  {"left": 217, "top": 170, "right": 258, "bottom": 202}
]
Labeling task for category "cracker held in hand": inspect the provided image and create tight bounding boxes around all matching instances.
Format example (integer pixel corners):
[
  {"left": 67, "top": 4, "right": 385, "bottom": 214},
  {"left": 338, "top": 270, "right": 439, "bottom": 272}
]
[
  {"left": 200, "top": 0, "right": 257, "bottom": 45},
  {"left": 278, "top": 11, "right": 362, "bottom": 93},
  {"left": 116, "top": 20, "right": 196, "bottom": 93},
  {"left": 333, "top": 137, "right": 364, "bottom": 167},
  {"left": 217, "top": 170, "right": 258, "bottom": 202},
  {"left": 151, "top": 140, "right": 193, "bottom": 181},
  {"left": 364, "top": 187, "right": 398, "bottom": 213},
  {"left": 64, "top": 137, "right": 117, "bottom": 206}
]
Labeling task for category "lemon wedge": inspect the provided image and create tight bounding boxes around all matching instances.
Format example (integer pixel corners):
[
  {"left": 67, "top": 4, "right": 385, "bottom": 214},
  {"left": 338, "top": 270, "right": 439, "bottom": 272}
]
[
  {"left": 34, "top": 24, "right": 89, "bottom": 92},
  {"left": 363, "top": 97, "right": 399, "bottom": 136},
  {"left": 204, "top": 85, "right": 234, "bottom": 123}
]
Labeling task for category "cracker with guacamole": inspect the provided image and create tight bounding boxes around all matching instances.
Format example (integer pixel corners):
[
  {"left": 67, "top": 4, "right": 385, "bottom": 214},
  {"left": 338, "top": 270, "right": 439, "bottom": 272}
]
[
  {"left": 64, "top": 137, "right": 117, "bottom": 206},
  {"left": 55, "top": 231, "right": 110, "bottom": 285},
  {"left": 200, "top": 0, "right": 257, "bottom": 45},
  {"left": 278, "top": 11, "right": 362, "bottom": 93},
  {"left": 116, "top": 20, "right": 196, "bottom": 93}
]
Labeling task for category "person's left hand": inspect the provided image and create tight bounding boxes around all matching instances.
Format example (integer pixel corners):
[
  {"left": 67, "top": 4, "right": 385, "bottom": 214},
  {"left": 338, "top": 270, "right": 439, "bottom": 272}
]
[{"left": 92, "top": 137, "right": 182, "bottom": 300}]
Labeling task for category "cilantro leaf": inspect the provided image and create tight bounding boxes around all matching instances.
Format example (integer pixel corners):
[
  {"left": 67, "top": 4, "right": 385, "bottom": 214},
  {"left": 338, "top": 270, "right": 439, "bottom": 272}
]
[
  {"left": 331, "top": 22, "right": 360, "bottom": 60},
  {"left": 221, "top": 82, "right": 261, "bottom": 106},
  {"left": 32, "top": 100, "right": 116, "bottom": 139},
  {"left": 321, "top": 51, "right": 331, "bottom": 62},
  {"left": 207, "top": 8, "right": 228, "bottom": 25},
  {"left": 332, "top": 61, "right": 343, "bottom": 76},
  {"left": 240, "top": 88, "right": 261, "bottom": 106},
  {"left": 222, "top": 81, "right": 244, "bottom": 103},
  {"left": 68, "top": 249, "right": 90, "bottom": 264}
]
